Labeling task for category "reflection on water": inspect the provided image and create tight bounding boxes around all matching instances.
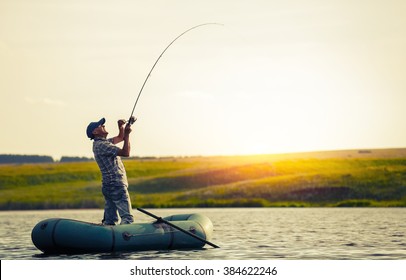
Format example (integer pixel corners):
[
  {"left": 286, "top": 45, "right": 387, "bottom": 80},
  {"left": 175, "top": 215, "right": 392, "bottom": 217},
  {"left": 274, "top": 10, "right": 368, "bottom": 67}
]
[{"left": 0, "top": 208, "right": 405, "bottom": 260}]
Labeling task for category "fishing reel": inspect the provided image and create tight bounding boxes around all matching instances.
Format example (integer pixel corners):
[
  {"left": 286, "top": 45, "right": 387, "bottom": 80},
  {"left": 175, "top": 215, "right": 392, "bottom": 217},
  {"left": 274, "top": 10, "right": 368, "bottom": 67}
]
[{"left": 128, "top": 116, "right": 137, "bottom": 125}]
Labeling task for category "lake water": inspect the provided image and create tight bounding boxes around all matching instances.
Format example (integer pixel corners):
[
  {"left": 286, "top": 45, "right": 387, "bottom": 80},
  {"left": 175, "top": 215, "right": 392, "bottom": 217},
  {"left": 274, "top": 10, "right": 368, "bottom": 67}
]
[{"left": 0, "top": 208, "right": 405, "bottom": 260}]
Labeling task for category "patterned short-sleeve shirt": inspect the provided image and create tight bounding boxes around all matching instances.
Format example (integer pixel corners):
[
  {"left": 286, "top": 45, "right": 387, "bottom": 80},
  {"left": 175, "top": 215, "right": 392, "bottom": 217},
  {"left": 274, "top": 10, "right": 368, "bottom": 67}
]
[{"left": 93, "top": 138, "right": 128, "bottom": 187}]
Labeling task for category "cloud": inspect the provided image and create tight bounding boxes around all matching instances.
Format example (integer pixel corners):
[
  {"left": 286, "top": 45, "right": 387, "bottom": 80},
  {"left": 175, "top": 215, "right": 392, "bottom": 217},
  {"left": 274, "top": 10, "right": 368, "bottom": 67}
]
[
  {"left": 43, "top": 98, "right": 66, "bottom": 107},
  {"left": 24, "top": 97, "right": 36, "bottom": 104},
  {"left": 24, "top": 97, "right": 67, "bottom": 107},
  {"left": 176, "top": 90, "right": 215, "bottom": 101}
]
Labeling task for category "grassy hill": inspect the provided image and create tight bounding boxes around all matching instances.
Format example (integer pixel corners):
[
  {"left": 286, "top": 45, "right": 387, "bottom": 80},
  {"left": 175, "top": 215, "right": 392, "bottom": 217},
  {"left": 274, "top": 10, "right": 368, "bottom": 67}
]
[{"left": 1, "top": 148, "right": 406, "bottom": 209}]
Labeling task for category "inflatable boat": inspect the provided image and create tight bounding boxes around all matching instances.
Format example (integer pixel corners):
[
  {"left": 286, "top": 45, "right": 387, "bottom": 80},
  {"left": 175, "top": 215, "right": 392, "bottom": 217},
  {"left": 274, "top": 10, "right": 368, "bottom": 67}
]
[{"left": 31, "top": 212, "right": 215, "bottom": 254}]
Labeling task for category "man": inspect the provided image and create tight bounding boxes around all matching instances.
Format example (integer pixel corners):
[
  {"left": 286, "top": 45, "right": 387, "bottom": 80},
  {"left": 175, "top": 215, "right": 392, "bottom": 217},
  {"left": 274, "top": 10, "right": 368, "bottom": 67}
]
[{"left": 86, "top": 117, "right": 135, "bottom": 225}]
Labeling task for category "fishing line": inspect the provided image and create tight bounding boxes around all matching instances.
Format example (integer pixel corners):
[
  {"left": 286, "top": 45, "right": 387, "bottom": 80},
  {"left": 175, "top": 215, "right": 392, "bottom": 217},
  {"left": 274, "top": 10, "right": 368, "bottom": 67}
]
[{"left": 128, "top": 22, "right": 223, "bottom": 124}]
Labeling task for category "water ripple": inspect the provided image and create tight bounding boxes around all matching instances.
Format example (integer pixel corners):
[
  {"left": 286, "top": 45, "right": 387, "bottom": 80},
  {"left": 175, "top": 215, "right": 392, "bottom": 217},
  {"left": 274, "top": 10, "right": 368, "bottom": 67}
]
[{"left": 1, "top": 208, "right": 406, "bottom": 260}]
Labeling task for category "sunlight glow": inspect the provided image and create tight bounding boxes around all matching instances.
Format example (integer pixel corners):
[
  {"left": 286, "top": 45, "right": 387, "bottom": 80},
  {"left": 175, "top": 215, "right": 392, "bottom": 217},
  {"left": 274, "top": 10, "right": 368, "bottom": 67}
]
[{"left": 1, "top": 0, "right": 405, "bottom": 158}]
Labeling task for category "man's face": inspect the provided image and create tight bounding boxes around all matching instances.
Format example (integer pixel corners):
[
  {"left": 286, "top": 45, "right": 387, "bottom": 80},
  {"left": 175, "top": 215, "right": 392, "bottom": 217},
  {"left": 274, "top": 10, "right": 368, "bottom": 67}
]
[{"left": 93, "top": 124, "right": 108, "bottom": 138}]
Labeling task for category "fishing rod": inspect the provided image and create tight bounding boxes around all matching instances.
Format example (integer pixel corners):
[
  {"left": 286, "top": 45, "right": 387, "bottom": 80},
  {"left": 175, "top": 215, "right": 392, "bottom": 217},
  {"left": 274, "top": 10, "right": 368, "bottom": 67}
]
[{"left": 127, "top": 22, "right": 223, "bottom": 124}]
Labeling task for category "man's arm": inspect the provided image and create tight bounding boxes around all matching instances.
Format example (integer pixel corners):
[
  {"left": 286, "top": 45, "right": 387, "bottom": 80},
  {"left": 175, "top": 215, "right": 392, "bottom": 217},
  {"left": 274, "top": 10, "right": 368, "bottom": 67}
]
[
  {"left": 117, "top": 124, "right": 131, "bottom": 157},
  {"left": 112, "top": 119, "right": 126, "bottom": 144}
]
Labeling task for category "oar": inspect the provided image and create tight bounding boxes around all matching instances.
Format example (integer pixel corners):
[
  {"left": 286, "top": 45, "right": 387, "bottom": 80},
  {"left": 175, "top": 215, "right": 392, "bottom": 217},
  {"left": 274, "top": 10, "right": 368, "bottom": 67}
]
[{"left": 136, "top": 207, "right": 220, "bottom": 248}]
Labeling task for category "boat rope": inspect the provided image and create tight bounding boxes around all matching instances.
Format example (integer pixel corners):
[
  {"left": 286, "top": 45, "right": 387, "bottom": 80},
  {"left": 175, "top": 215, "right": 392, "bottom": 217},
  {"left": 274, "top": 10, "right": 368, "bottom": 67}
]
[{"left": 121, "top": 229, "right": 182, "bottom": 241}]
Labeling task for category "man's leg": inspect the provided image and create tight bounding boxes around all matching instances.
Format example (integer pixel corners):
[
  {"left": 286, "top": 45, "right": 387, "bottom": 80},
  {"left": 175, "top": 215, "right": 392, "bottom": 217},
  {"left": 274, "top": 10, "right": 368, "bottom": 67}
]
[
  {"left": 102, "top": 187, "right": 119, "bottom": 225},
  {"left": 111, "top": 186, "right": 134, "bottom": 224}
]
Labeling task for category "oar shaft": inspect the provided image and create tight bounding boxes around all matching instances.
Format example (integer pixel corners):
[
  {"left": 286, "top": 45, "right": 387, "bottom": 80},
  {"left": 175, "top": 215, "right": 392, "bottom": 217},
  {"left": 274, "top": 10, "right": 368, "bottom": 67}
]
[{"left": 137, "top": 208, "right": 219, "bottom": 248}]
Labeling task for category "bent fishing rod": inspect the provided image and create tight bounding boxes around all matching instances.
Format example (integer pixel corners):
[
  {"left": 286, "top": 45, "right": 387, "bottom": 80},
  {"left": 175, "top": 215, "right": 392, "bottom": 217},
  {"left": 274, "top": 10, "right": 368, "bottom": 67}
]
[{"left": 127, "top": 22, "right": 223, "bottom": 124}]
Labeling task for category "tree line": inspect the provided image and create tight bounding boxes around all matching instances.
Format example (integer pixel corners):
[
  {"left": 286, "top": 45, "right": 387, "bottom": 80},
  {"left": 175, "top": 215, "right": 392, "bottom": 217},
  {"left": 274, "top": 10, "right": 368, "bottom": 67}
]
[
  {"left": 0, "top": 154, "right": 195, "bottom": 164},
  {"left": 0, "top": 154, "right": 93, "bottom": 164}
]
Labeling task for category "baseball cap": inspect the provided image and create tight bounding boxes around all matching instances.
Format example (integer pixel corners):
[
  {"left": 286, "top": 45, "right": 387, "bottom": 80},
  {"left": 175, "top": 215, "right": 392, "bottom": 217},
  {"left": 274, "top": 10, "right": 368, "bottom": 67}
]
[{"left": 86, "top": 118, "right": 105, "bottom": 139}]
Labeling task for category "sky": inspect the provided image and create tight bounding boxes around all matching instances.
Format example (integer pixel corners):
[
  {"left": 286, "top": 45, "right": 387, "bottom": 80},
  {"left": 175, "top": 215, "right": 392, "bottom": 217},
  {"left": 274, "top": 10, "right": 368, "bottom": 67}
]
[{"left": 1, "top": 0, "right": 405, "bottom": 159}]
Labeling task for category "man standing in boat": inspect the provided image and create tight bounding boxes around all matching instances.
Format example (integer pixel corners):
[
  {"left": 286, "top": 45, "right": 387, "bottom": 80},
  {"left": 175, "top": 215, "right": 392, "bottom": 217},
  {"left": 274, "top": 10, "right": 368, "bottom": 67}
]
[{"left": 86, "top": 117, "right": 136, "bottom": 225}]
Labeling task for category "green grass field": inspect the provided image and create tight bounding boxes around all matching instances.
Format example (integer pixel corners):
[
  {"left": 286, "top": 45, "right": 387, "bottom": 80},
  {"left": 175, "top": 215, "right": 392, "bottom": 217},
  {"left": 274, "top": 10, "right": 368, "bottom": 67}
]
[{"left": 1, "top": 148, "right": 406, "bottom": 209}]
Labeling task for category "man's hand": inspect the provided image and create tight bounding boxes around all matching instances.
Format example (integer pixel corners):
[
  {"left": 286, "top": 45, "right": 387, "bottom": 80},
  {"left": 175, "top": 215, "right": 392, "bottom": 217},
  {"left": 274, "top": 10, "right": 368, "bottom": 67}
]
[{"left": 118, "top": 119, "right": 126, "bottom": 128}]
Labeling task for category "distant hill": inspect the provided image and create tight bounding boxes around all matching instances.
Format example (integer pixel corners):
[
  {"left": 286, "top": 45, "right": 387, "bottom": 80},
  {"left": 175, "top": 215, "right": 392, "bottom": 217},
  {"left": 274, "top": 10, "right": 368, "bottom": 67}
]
[
  {"left": 2, "top": 148, "right": 405, "bottom": 165},
  {"left": 275, "top": 148, "right": 406, "bottom": 159},
  {"left": 1, "top": 148, "right": 406, "bottom": 209}
]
